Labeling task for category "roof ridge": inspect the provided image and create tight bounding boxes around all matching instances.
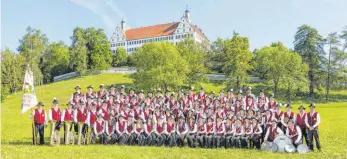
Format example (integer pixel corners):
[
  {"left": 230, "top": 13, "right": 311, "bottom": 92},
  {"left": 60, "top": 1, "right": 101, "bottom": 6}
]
[{"left": 127, "top": 22, "right": 179, "bottom": 31}]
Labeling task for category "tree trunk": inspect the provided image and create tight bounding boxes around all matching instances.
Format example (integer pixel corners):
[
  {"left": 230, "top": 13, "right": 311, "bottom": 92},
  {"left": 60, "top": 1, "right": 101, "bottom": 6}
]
[
  {"left": 236, "top": 76, "right": 240, "bottom": 90},
  {"left": 308, "top": 69, "right": 315, "bottom": 99},
  {"left": 274, "top": 77, "right": 279, "bottom": 96},
  {"left": 326, "top": 43, "right": 332, "bottom": 102}
]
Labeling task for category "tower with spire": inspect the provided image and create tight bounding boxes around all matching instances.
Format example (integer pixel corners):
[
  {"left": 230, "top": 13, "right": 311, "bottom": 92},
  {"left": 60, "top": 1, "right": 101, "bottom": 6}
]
[{"left": 184, "top": 5, "right": 191, "bottom": 23}]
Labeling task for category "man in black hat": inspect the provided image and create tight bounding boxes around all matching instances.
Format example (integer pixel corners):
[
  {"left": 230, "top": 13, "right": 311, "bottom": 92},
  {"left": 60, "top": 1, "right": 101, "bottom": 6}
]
[
  {"left": 48, "top": 98, "right": 62, "bottom": 145},
  {"left": 281, "top": 104, "right": 295, "bottom": 132},
  {"left": 197, "top": 86, "right": 206, "bottom": 101},
  {"left": 257, "top": 89, "right": 268, "bottom": 105},
  {"left": 296, "top": 105, "right": 308, "bottom": 145},
  {"left": 70, "top": 85, "right": 82, "bottom": 104},
  {"left": 97, "top": 84, "right": 107, "bottom": 99},
  {"left": 115, "top": 114, "right": 127, "bottom": 145},
  {"left": 94, "top": 113, "right": 107, "bottom": 144},
  {"left": 305, "top": 103, "right": 321, "bottom": 151},
  {"left": 31, "top": 101, "right": 47, "bottom": 145},
  {"left": 227, "top": 88, "right": 235, "bottom": 104},
  {"left": 85, "top": 85, "right": 94, "bottom": 99}
]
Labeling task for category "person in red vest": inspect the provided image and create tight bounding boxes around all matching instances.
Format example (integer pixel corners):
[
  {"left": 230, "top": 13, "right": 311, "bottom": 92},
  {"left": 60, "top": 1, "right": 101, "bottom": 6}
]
[
  {"left": 73, "top": 101, "right": 88, "bottom": 142},
  {"left": 187, "top": 116, "right": 197, "bottom": 148},
  {"left": 268, "top": 94, "right": 276, "bottom": 110},
  {"left": 153, "top": 116, "right": 167, "bottom": 146},
  {"left": 94, "top": 113, "right": 107, "bottom": 144},
  {"left": 305, "top": 103, "right": 321, "bottom": 151},
  {"left": 214, "top": 116, "right": 225, "bottom": 148},
  {"left": 115, "top": 114, "right": 127, "bottom": 145},
  {"left": 48, "top": 98, "right": 62, "bottom": 132},
  {"left": 85, "top": 85, "right": 94, "bottom": 99},
  {"left": 196, "top": 117, "right": 206, "bottom": 148},
  {"left": 125, "top": 115, "right": 135, "bottom": 145},
  {"left": 197, "top": 86, "right": 206, "bottom": 101},
  {"left": 62, "top": 102, "right": 74, "bottom": 142},
  {"left": 98, "top": 100, "right": 109, "bottom": 121},
  {"left": 251, "top": 117, "right": 263, "bottom": 149},
  {"left": 281, "top": 104, "right": 296, "bottom": 131},
  {"left": 70, "top": 85, "right": 82, "bottom": 103},
  {"left": 296, "top": 105, "right": 308, "bottom": 145},
  {"left": 233, "top": 118, "right": 245, "bottom": 148},
  {"left": 243, "top": 118, "right": 253, "bottom": 148},
  {"left": 264, "top": 119, "right": 284, "bottom": 142},
  {"left": 224, "top": 117, "right": 235, "bottom": 148},
  {"left": 132, "top": 118, "right": 145, "bottom": 146},
  {"left": 205, "top": 116, "right": 215, "bottom": 148},
  {"left": 176, "top": 115, "right": 188, "bottom": 147},
  {"left": 165, "top": 115, "right": 176, "bottom": 147},
  {"left": 106, "top": 114, "right": 117, "bottom": 144},
  {"left": 87, "top": 103, "right": 98, "bottom": 143},
  {"left": 285, "top": 118, "right": 302, "bottom": 147},
  {"left": 144, "top": 115, "right": 155, "bottom": 146},
  {"left": 31, "top": 101, "right": 47, "bottom": 145},
  {"left": 227, "top": 88, "right": 235, "bottom": 104}
]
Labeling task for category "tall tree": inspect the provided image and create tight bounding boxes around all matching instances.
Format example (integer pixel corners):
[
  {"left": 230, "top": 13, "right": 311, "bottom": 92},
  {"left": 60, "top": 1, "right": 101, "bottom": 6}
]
[
  {"left": 42, "top": 41, "right": 71, "bottom": 83},
  {"left": 324, "top": 32, "right": 341, "bottom": 101},
  {"left": 222, "top": 33, "right": 253, "bottom": 89},
  {"left": 176, "top": 38, "right": 208, "bottom": 87},
  {"left": 1, "top": 49, "right": 25, "bottom": 101},
  {"left": 294, "top": 25, "right": 324, "bottom": 98},
  {"left": 210, "top": 37, "right": 225, "bottom": 73},
  {"left": 340, "top": 25, "right": 347, "bottom": 51},
  {"left": 131, "top": 42, "right": 189, "bottom": 90},
  {"left": 17, "top": 26, "right": 48, "bottom": 85},
  {"left": 70, "top": 27, "right": 88, "bottom": 76},
  {"left": 112, "top": 47, "right": 128, "bottom": 67},
  {"left": 84, "top": 28, "right": 112, "bottom": 71}
]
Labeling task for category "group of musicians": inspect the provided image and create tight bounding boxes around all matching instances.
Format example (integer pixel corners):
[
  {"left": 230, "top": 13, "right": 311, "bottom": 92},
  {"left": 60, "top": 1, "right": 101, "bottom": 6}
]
[{"left": 31, "top": 84, "right": 321, "bottom": 151}]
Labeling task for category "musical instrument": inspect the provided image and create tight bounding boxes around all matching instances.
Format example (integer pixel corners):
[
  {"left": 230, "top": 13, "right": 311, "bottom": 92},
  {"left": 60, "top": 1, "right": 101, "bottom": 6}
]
[
  {"left": 271, "top": 143, "right": 278, "bottom": 152},
  {"left": 32, "top": 119, "right": 37, "bottom": 145},
  {"left": 50, "top": 120, "right": 60, "bottom": 145},
  {"left": 297, "top": 144, "right": 309, "bottom": 154},
  {"left": 273, "top": 135, "right": 292, "bottom": 152},
  {"left": 64, "top": 121, "right": 74, "bottom": 145},
  {"left": 284, "top": 144, "right": 296, "bottom": 153},
  {"left": 77, "top": 122, "right": 87, "bottom": 145}
]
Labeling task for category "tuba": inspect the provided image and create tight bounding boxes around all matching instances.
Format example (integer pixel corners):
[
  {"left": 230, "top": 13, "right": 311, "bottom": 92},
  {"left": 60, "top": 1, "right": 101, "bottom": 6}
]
[
  {"left": 64, "top": 121, "right": 74, "bottom": 145},
  {"left": 50, "top": 120, "right": 60, "bottom": 145}
]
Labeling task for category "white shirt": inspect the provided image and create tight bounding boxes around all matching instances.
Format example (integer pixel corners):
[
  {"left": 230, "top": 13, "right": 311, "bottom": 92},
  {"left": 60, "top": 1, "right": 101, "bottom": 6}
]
[
  {"left": 30, "top": 109, "right": 48, "bottom": 125},
  {"left": 305, "top": 111, "right": 321, "bottom": 129},
  {"left": 286, "top": 125, "right": 302, "bottom": 144}
]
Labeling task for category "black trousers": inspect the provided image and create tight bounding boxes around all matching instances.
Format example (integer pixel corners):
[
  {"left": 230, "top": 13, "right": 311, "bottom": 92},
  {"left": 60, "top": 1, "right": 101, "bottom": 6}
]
[
  {"left": 234, "top": 136, "right": 247, "bottom": 148},
  {"left": 143, "top": 133, "right": 153, "bottom": 146},
  {"left": 213, "top": 135, "right": 225, "bottom": 148},
  {"left": 97, "top": 133, "right": 107, "bottom": 144},
  {"left": 35, "top": 124, "right": 45, "bottom": 145},
  {"left": 197, "top": 134, "right": 205, "bottom": 148},
  {"left": 131, "top": 133, "right": 145, "bottom": 146},
  {"left": 251, "top": 135, "right": 261, "bottom": 149},
  {"left": 308, "top": 129, "right": 321, "bottom": 150},
  {"left": 108, "top": 134, "right": 117, "bottom": 144},
  {"left": 115, "top": 132, "right": 128, "bottom": 145},
  {"left": 300, "top": 127, "right": 309, "bottom": 145},
  {"left": 205, "top": 134, "right": 214, "bottom": 148},
  {"left": 177, "top": 134, "right": 186, "bottom": 147},
  {"left": 166, "top": 134, "right": 176, "bottom": 147},
  {"left": 187, "top": 134, "right": 196, "bottom": 148},
  {"left": 225, "top": 135, "right": 233, "bottom": 148}
]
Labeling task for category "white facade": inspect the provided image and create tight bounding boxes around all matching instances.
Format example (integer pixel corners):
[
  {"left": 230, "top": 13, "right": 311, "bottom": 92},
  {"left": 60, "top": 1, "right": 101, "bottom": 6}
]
[{"left": 109, "top": 9, "right": 210, "bottom": 54}]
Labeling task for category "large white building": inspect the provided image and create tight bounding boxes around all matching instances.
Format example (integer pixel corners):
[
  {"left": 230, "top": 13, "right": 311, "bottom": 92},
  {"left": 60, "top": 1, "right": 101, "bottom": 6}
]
[{"left": 110, "top": 8, "right": 210, "bottom": 53}]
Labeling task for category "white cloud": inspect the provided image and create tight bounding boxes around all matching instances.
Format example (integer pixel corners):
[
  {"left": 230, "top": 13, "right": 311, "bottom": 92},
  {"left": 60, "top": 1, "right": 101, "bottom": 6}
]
[{"left": 70, "top": 0, "right": 126, "bottom": 31}]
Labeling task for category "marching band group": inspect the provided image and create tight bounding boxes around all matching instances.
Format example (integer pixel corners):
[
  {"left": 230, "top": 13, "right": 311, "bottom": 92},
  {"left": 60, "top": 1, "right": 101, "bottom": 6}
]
[{"left": 31, "top": 84, "right": 321, "bottom": 151}]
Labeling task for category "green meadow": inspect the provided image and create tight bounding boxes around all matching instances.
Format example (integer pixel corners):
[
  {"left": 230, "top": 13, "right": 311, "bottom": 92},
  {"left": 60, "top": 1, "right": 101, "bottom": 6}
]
[{"left": 1, "top": 73, "right": 347, "bottom": 159}]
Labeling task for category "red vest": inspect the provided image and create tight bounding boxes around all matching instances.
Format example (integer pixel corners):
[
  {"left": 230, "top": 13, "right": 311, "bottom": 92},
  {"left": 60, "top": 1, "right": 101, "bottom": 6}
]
[
  {"left": 51, "top": 108, "right": 61, "bottom": 121},
  {"left": 77, "top": 108, "right": 87, "bottom": 122},
  {"left": 189, "top": 123, "right": 195, "bottom": 133},
  {"left": 225, "top": 123, "right": 232, "bottom": 133},
  {"left": 207, "top": 124, "right": 214, "bottom": 134},
  {"left": 133, "top": 109, "right": 140, "bottom": 120},
  {"left": 118, "top": 121, "right": 125, "bottom": 132},
  {"left": 284, "top": 112, "right": 294, "bottom": 119},
  {"left": 146, "top": 123, "right": 153, "bottom": 133},
  {"left": 89, "top": 111, "right": 97, "bottom": 125},
  {"left": 244, "top": 124, "right": 252, "bottom": 136},
  {"left": 216, "top": 123, "right": 224, "bottom": 135},
  {"left": 296, "top": 113, "right": 306, "bottom": 128},
  {"left": 178, "top": 124, "right": 186, "bottom": 133},
  {"left": 167, "top": 123, "right": 175, "bottom": 133},
  {"left": 96, "top": 121, "right": 104, "bottom": 133},
  {"left": 101, "top": 108, "right": 109, "bottom": 121},
  {"left": 34, "top": 109, "right": 45, "bottom": 124},
  {"left": 108, "top": 124, "right": 114, "bottom": 134},
  {"left": 64, "top": 109, "right": 74, "bottom": 121},
  {"left": 269, "top": 127, "right": 279, "bottom": 141},
  {"left": 198, "top": 124, "right": 205, "bottom": 132},
  {"left": 268, "top": 101, "right": 276, "bottom": 110},
  {"left": 156, "top": 124, "right": 164, "bottom": 133},
  {"left": 236, "top": 127, "right": 242, "bottom": 134},
  {"left": 126, "top": 123, "right": 133, "bottom": 133},
  {"left": 288, "top": 126, "right": 298, "bottom": 142},
  {"left": 307, "top": 112, "right": 318, "bottom": 129},
  {"left": 253, "top": 124, "right": 260, "bottom": 134},
  {"left": 258, "top": 104, "right": 266, "bottom": 112},
  {"left": 135, "top": 126, "right": 142, "bottom": 133}
]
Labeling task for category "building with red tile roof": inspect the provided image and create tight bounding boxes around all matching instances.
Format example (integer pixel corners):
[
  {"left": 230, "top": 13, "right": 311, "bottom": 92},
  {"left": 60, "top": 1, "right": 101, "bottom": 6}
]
[{"left": 110, "top": 8, "right": 210, "bottom": 53}]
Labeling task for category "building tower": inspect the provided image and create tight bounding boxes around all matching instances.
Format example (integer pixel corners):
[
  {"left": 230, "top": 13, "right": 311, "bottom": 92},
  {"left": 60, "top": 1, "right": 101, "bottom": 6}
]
[
  {"left": 121, "top": 17, "right": 126, "bottom": 31},
  {"left": 185, "top": 5, "right": 191, "bottom": 23}
]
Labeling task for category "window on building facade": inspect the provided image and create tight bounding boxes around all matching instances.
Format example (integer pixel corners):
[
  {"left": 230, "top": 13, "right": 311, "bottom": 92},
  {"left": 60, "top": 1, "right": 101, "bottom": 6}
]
[
  {"left": 189, "top": 28, "right": 192, "bottom": 31},
  {"left": 183, "top": 29, "right": 185, "bottom": 32}
]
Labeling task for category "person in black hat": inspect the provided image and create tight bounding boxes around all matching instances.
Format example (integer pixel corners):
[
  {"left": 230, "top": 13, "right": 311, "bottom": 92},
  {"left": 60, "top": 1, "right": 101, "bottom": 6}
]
[
  {"left": 31, "top": 101, "right": 48, "bottom": 145},
  {"left": 209, "top": 91, "right": 215, "bottom": 100},
  {"left": 73, "top": 101, "right": 89, "bottom": 144},
  {"left": 105, "top": 114, "right": 117, "bottom": 144},
  {"left": 97, "top": 84, "right": 107, "bottom": 99},
  {"left": 109, "top": 84, "right": 117, "bottom": 96},
  {"left": 165, "top": 115, "right": 176, "bottom": 147},
  {"left": 296, "top": 105, "right": 309, "bottom": 145},
  {"left": 257, "top": 89, "right": 268, "bottom": 105},
  {"left": 264, "top": 119, "right": 284, "bottom": 143},
  {"left": 153, "top": 116, "right": 166, "bottom": 146},
  {"left": 305, "top": 103, "right": 321, "bottom": 151},
  {"left": 48, "top": 97, "right": 62, "bottom": 145},
  {"left": 132, "top": 118, "right": 145, "bottom": 146},
  {"left": 227, "top": 88, "right": 235, "bottom": 104},
  {"left": 86, "top": 85, "right": 94, "bottom": 99},
  {"left": 197, "top": 86, "right": 206, "bottom": 101},
  {"left": 70, "top": 85, "right": 82, "bottom": 104},
  {"left": 281, "top": 104, "right": 295, "bottom": 133}
]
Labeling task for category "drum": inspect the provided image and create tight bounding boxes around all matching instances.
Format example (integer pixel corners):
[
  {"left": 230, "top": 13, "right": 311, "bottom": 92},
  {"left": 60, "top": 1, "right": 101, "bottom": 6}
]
[
  {"left": 273, "top": 135, "right": 292, "bottom": 152},
  {"left": 297, "top": 144, "right": 309, "bottom": 154},
  {"left": 261, "top": 142, "right": 272, "bottom": 151},
  {"left": 285, "top": 144, "right": 296, "bottom": 153},
  {"left": 271, "top": 143, "right": 278, "bottom": 152}
]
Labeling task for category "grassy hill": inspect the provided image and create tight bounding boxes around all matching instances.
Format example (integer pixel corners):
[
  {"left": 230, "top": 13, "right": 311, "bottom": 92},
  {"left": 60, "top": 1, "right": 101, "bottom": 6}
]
[{"left": 1, "top": 73, "right": 347, "bottom": 159}]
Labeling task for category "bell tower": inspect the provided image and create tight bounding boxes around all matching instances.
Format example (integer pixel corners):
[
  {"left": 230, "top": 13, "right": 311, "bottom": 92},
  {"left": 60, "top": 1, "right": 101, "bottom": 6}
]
[{"left": 184, "top": 5, "right": 191, "bottom": 23}]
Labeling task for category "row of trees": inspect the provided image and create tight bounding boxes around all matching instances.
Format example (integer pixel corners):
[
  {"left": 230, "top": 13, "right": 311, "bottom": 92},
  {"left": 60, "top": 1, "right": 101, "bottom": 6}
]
[
  {"left": 1, "top": 27, "right": 113, "bottom": 101},
  {"left": 2, "top": 24, "right": 347, "bottom": 102}
]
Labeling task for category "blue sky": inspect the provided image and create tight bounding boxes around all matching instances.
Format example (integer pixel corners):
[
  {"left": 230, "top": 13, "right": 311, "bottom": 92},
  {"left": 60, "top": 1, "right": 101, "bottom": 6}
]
[{"left": 2, "top": 0, "right": 347, "bottom": 52}]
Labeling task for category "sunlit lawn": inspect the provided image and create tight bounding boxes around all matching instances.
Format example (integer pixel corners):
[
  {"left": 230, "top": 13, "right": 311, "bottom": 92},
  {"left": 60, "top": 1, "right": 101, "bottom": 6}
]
[{"left": 1, "top": 73, "right": 347, "bottom": 159}]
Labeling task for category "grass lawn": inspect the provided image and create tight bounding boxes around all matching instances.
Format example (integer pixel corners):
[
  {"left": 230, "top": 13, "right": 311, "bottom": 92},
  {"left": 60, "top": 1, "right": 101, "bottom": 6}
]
[{"left": 1, "top": 73, "right": 347, "bottom": 159}]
